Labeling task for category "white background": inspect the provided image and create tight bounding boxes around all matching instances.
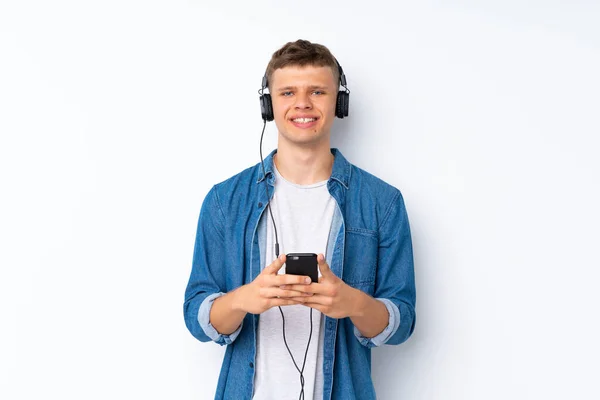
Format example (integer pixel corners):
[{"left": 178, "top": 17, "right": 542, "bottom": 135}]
[{"left": 1, "top": 1, "right": 599, "bottom": 399}]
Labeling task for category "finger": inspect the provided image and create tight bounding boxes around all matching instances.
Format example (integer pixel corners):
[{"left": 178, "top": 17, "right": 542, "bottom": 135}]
[
  {"left": 288, "top": 298, "right": 329, "bottom": 314},
  {"left": 289, "top": 294, "right": 331, "bottom": 306},
  {"left": 287, "top": 296, "right": 309, "bottom": 304},
  {"left": 304, "top": 303, "right": 328, "bottom": 314},
  {"left": 263, "top": 254, "right": 286, "bottom": 275},
  {"left": 269, "top": 298, "right": 299, "bottom": 308},
  {"left": 271, "top": 274, "right": 312, "bottom": 286},
  {"left": 260, "top": 287, "right": 312, "bottom": 298},
  {"left": 279, "top": 284, "right": 320, "bottom": 295},
  {"left": 317, "top": 253, "right": 333, "bottom": 277}
]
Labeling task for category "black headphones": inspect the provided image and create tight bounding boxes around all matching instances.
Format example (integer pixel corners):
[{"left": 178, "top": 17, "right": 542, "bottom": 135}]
[{"left": 259, "top": 59, "right": 350, "bottom": 121}]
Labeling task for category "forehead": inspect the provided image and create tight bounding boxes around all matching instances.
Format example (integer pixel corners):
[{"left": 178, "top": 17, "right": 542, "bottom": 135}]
[{"left": 270, "top": 65, "right": 337, "bottom": 89}]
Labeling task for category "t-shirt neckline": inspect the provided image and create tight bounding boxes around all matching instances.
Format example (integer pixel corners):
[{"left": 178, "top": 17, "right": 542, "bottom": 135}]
[{"left": 273, "top": 164, "right": 329, "bottom": 189}]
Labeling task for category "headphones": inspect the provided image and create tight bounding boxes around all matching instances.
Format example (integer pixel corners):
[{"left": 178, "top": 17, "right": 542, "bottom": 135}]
[{"left": 259, "top": 59, "right": 350, "bottom": 121}]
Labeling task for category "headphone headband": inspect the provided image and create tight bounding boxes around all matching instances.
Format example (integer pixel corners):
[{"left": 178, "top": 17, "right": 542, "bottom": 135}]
[
  {"left": 261, "top": 58, "right": 348, "bottom": 90},
  {"left": 336, "top": 59, "right": 347, "bottom": 87}
]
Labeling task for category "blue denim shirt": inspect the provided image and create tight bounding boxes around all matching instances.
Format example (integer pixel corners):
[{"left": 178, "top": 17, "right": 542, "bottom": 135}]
[{"left": 184, "top": 148, "right": 416, "bottom": 399}]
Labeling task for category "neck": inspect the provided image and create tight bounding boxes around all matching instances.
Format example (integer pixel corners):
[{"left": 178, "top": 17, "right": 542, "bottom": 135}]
[{"left": 274, "top": 142, "right": 334, "bottom": 185}]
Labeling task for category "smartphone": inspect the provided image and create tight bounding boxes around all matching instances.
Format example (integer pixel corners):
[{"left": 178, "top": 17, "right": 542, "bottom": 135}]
[{"left": 285, "top": 253, "right": 318, "bottom": 284}]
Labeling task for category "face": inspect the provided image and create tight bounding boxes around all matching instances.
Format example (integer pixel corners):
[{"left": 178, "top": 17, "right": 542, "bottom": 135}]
[{"left": 270, "top": 65, "right": 338, "bottom": 147}]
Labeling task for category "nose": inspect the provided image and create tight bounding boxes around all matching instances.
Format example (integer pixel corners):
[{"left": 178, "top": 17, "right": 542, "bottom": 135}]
[{"left": 294, "top": 90, "right": 313, "bottom": 110}]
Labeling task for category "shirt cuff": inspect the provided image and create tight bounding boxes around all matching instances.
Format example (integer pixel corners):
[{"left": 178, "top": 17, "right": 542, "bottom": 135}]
[
  {"left": 198, "top": 292, "right": 243, "bottom": 346},
  {"left": 353, "top": 298, "right": 401, "bottom": 348}
]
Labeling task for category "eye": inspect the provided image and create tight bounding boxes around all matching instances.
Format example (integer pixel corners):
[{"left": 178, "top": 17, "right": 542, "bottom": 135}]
[
  {"left": 312, "top": 90, "right": 324, "bottom": 95},
  {"left": 281, "top": 91, "right": 293, "bottom": 97}
]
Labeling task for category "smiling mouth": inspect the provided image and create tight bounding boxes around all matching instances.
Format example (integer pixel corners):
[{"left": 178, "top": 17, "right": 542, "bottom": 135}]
[{"left": 291, "top": 117, "right": 318, "bottom": 123}]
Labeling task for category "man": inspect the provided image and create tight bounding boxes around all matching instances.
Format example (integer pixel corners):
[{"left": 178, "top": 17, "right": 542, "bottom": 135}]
[{"left": 184, "top": 39, "right": 416, "bottom": 400}]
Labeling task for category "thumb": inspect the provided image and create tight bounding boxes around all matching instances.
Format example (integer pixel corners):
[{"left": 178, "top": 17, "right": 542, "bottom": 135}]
[
  {"left": 317, "top": 253, "right": 333, "bottom": 277},
  {"left": 264, "top": 254, "right": 286, "bottom": 275}
]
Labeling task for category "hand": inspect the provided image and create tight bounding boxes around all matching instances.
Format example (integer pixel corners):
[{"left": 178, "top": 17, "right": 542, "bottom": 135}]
[
  {"left": 282, "top": 254, "right": 360, "bottom": 319},
  {"left": 233, "top": 254, "right": 314, "bottom": 315}
]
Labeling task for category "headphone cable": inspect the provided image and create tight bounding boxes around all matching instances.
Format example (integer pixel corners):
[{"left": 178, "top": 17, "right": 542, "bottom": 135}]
[
  {"left": 259, "top": 120, "right": 279, "bottom": 258},
  {"left": 279, "top": 306, "right": 314, "bottom": 400},
  {"left": 259, "top": 119, "right": 314, "bottom": 400}
]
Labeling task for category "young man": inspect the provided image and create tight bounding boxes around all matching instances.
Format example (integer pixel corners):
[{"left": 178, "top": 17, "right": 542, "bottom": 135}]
[{"left": 184, "top": 40, "right": 416, "bottom": 400}]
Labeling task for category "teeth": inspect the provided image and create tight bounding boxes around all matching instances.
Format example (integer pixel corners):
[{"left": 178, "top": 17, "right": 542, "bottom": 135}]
[{"left": 292, "top": 118, "right": 316, "bottom": 123}]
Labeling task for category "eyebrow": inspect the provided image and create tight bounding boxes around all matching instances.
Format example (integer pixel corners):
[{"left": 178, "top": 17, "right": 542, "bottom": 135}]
[{"left": 276, "top": 85, "right": 329, "bottom": 91}]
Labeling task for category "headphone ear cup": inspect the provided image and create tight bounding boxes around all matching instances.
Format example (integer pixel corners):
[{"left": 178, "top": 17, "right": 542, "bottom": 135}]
[
  {"left": 335, "top": 92, "right": 343, "bottom": 118},
  {"left": 260, "top": 93, "right": 274, "bottom": 121},
  {"left": 336, "top": 91, "right": 349, "bottom": 118}
]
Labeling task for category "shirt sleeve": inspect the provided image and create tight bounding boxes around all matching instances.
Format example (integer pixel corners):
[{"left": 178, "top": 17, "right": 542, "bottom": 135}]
[
  {"left": 184, "top": 185, "right": 242, "bottom": 346},
  {"left": 198, "top": 292, "right": 243, "bottom": 345},
  {"left": 352, "top": 298, "right": 401, "bottom": 348},
  {"left": 358, "top": 189, "right": 416, "bottom": 347}
]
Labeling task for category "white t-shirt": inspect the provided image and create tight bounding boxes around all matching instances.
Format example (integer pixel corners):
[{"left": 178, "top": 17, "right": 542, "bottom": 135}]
[{"left": 252, "top": 165, "right": 337, "bottom": 400}]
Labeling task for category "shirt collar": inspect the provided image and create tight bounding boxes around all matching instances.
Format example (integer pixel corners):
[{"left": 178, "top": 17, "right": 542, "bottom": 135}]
[{"left": 256, "top": 148, "right": 350, "bottom": 189}]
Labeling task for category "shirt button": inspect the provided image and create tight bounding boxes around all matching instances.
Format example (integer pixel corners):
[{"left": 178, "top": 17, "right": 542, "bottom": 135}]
[
  {"left": 257, "top": 202, "right": 263, "bottom": 208},
  {"left": 249, "top": 362, "right": 254, "bottom": 368}
]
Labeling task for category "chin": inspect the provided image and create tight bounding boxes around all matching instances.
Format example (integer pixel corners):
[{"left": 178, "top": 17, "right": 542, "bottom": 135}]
[{"left": 280, "top": 131, "right": 328, "bottom": 147}]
